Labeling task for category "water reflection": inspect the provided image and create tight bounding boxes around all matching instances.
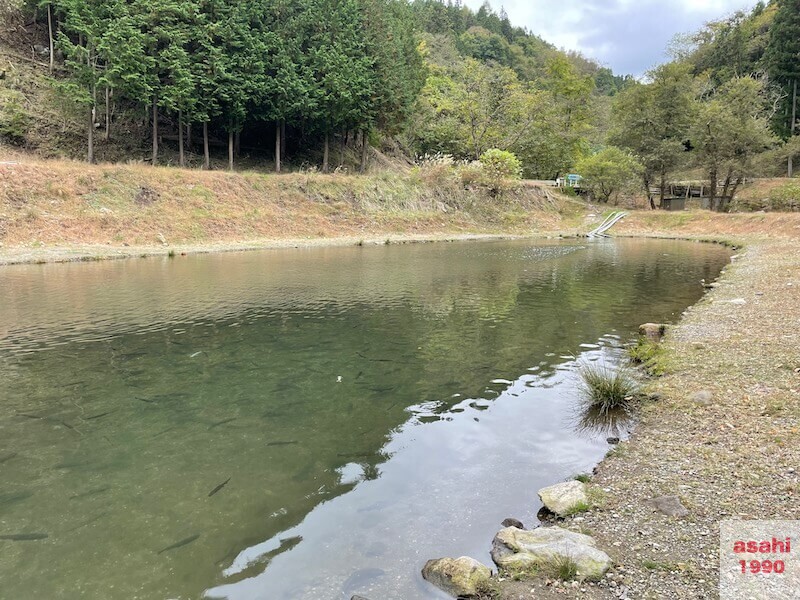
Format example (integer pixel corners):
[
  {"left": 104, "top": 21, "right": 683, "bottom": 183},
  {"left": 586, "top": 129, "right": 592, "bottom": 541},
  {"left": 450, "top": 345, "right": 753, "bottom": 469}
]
[{"left": 0, "top": 239, "right": 731, "bottom": 599}]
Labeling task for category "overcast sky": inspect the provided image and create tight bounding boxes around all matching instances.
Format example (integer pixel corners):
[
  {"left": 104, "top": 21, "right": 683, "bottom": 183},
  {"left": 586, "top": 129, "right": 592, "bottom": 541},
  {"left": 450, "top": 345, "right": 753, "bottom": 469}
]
[{"left": 463, "top": 0, "right": 758, "bottom": 76}]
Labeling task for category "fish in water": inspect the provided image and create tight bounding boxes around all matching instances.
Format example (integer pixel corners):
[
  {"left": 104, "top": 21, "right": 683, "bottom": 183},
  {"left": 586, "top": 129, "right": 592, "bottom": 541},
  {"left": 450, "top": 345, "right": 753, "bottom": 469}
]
[
  {"left": 0, "top": 490, "right": 33, "bottom": 506},
  {"left": 0, "top": 453, "right": 18, "bottom": 464},
  {"left": 208, "top": 417, "right": 237, "bottom": 430},
  {"left": 0, "top": 533, "right": 48, "bottom": 541},
  {"left": 136, "top": 396, "right": 156, "bottom": 404},
  {"left": 69, "top": 486, "right": 111, "bottom": 500},
  {"left": 157, "top": 534, "right": 200, "bottom": 554},
  {"left": 266, "top": 441, "right": 298, "bottom": 447},
  {"left": 208, "top": 478, "right": 231, "bottom": 497},
  {"left": 84, "top": 411, "right": 112, "bottom": 421}
]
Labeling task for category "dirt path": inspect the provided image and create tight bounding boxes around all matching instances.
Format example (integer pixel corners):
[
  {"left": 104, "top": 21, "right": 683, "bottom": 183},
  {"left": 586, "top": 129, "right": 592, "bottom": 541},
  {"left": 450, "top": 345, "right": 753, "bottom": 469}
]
[{"left": 494, "top": 237, "right": 800, "bottom": 599}]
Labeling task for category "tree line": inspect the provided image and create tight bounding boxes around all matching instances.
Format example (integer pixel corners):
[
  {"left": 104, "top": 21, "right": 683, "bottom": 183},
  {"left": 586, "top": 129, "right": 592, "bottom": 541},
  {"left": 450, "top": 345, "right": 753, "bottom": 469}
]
[
  {"left": 577, "top": 0, "right": 799, "bottom": 208},
  {"left": 32, "top": 0, "right": 424, "bottom": 169}
]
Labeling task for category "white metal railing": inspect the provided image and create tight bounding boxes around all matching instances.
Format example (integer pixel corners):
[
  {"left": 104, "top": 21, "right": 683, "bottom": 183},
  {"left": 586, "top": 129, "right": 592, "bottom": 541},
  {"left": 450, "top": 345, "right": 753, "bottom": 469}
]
[{"left": 587, "top": 211, "right": 628, "bottom": 237}]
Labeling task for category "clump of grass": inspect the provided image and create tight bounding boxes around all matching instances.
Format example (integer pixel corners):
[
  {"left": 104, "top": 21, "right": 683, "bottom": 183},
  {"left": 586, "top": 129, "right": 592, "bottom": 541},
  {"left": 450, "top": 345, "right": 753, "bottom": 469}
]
[
  {"left": 574, "top": 473, "right": 592, "bottom": 483},
  {"left": 627, "top": 337, "right": 670, "bottom": 376},
  {"left": 541, "top": 555, "right": 580, "bottom": 581},
  {"left": 562, "top": 501, "right": 590, "bottom": 516},
  {"left": 577, "top": 362, "right": 638, "bottom": 414}
]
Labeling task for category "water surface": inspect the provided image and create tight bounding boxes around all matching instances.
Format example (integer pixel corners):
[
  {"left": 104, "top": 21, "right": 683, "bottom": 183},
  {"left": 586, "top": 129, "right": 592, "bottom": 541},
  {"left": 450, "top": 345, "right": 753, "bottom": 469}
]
[{"left": 0, "top": 239, "right": 730, "bottom": 599}]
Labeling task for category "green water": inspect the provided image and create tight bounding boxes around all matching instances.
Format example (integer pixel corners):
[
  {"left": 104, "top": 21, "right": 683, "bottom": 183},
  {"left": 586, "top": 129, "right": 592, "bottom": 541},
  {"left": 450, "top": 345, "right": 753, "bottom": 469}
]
[{"left": 0, "top": 239, "right": 730, "bottom": 599}]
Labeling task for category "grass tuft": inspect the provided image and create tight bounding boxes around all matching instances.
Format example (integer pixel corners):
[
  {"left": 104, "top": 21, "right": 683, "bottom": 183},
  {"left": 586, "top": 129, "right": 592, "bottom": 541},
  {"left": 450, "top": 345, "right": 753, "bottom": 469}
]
[
  {"left": 541, "top": 555, "right": 580, "bottom": 581},
  {"left": 577, "top": 362, "right": 638, "bottom": 414},
  {"left": 627, "top": 337, "right": 670, "bottom": 376}
]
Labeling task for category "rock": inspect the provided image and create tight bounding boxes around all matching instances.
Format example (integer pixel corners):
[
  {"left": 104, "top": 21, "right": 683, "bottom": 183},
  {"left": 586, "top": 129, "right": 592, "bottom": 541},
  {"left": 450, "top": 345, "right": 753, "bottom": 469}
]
[
  {"left": 650, "top": 495, "right": 689, "bottom": 517},
  {"left": 351, "top": 596, "right": 371, "bottom": 600},
  {"left": 502, "top": 517, "right": 525, "bottom": 529},
  {"left": 606, "top": 437, "right": 620, "bottom": 444},
  {"left": 638, "top": 323, "right": 666, "bottom": 343},
  {"left": 491, "top": 526, "right": 612, "bottom": 580},
  {"left": 421, "top": 556, "right": 492, "bottom": 598},
  {"left": 690, "top": 390, "right": 713, "bottom": 405},
  {"left": 538, "top": 480, "right": 588, "bottom": 516}
]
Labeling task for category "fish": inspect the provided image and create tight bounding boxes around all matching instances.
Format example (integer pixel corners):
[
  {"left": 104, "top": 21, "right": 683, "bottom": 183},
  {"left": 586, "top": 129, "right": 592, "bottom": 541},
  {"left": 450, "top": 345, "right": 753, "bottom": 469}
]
[
  {"left": 157, "top": 534, "right": 200, "bottom": 554},
  {"left": 84, "top": 411, "right": 112, "bottom": 420},
  {"left": 0, "top": 453, "right": 18, "bottom": 464},
  {"left": 136, "top": 396, "right": 156, "bottom": 404},
  {"left": 16, "top": 413, "right": 43, "bottom": 420},
  {"left": 266, "top": 441, "right": 299, "bottom": 447},
  {"left": 0, "top": 533, "right": 48, "bottom": 541},
  {"left": 369, "top": 386, "right": 395, "bottom": 393},
  {"left": 208, "top": 417, "right": 237, "bottom": 429},
  {"left": 208, "top": 478, "right": 231, "bottom": 497},
  {"left": 64, "top": 511, "right": 109, "bottom": 533},
  {"left": 355, "top": 370, "right": 364, "bottom": 379},
  {"left": 0, "top": 490, "right": 33, "bottom": 505},
  {"left": 69, "top": 486, "right": 111, "bottom": 500},
  {"left": 336, "top": 452, "right": 372, "bottom": 459}
]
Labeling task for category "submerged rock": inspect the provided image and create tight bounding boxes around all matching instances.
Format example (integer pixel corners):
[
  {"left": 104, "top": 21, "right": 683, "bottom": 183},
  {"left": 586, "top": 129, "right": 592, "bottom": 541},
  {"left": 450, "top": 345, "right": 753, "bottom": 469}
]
[
  {"left": 650, "top": 495, "right": 689, "bottom": 517},
  {"left": 501, "top": 517, "right": 525, "bottom": 529},
  {"left": 538, "top": 480, "right": 588, "bottom": 516},
  {"left": 491, "top": 526, "right": 612, "bottom": 579},
  {"left": 421, "top": 556, "right": 492, "bottom": 597}
]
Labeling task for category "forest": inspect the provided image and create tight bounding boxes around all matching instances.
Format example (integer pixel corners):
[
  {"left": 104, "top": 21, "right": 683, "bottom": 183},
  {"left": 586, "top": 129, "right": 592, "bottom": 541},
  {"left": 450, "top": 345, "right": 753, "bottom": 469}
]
[{"left": 0, "top": 0, "right": 798, "bottom": 203}]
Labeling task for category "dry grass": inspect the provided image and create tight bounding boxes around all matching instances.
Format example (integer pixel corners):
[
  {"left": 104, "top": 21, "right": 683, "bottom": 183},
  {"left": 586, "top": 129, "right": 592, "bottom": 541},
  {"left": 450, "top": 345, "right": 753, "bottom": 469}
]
[{"left": 0, "top": 156, "right": 579, "bottom": 255}]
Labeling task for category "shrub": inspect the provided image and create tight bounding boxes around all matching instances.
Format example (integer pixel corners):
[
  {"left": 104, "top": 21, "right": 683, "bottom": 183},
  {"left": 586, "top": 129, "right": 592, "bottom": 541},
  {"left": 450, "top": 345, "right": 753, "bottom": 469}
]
[
  {"left": 574, "top": 147, "right": 642, "bottom": 203},
  {"left": 0, "top": 89, "right": 30, "bottom": 144},
  {"left": 478, "top": 148, "right": 522, "bottom": 193},
  {"left": 413, "top": 153, "right": 457, "bottom": 187},
  {"left": 577, "top": 362, "right": 638, "bottom": 414},
  {"left": 768, "top": 181, "right": 800, "bottom": 212}
]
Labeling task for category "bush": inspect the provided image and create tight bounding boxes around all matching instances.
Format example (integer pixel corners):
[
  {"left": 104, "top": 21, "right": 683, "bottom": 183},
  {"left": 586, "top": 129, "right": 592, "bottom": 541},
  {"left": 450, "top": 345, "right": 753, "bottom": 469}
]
[
  {"left": 768, "top": 181, "right": 800, "bottom": 211},
  {"left": 460, "top": 149, "right": 522, "bottom": 195},
  {"left": 0, "top": 89, "right": 29, "bottom": 144},
  {"left": 577, "top": 362, "right": 638, "bottom": 414},
  {"left": 574, "top": 147, "right": 642, "bottom": 203}
]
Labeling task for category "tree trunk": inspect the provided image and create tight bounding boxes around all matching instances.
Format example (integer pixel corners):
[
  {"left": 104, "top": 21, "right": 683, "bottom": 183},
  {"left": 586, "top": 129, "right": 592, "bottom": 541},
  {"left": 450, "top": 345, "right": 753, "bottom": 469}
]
[
  {"left": 228, "top": 129, "right": 234, "bottom": 171},
  {"left": 104, "top": 86, "right": 111, "bottom": 140},
  {"left": 729, "top": 176, "right": 744, "bottom": 202},
  {"left": 708, "top": 167, "right": 718, "bottom": 210},
  {"left": 274, "top": 120, "right": 281, "bottom": 173},
  {"left": 359, "top": 130, "right": 368, "bottom": 174},
  {"left": 47, "top": 3, "right": 54, "bottom": 74},
  {"left": 339, "top": 131, "right": 345, "bottom": 167},
  {"left": 322, "top": 132, "right": 329, "bottom": 173},
  {"left": 790, "top": 79, "right": 797, "bottom": 178},
  {"left": 87, "top": 105, "right": 94, "bottom": 163},
  {"left": 178, "top": 111, "right": 185, "bottom": 168},
  {"left": 152, "top": 97, "right": 158, "bottom": 165},
  {"left": 203, "top": 121, "right": 210, "bottom": 170}
]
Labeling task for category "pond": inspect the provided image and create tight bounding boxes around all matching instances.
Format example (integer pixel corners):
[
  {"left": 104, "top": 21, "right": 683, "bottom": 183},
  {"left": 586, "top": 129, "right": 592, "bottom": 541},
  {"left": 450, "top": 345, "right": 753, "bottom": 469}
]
[{"left": 0, "top": 238, "right": 730, "bottom": 599}]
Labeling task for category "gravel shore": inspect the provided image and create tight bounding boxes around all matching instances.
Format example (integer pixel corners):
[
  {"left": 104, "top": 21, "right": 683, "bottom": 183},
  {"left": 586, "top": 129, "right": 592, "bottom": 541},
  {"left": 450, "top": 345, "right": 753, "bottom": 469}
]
[{"left": 495, "top": 237, "right": 800, "bottom": 599}]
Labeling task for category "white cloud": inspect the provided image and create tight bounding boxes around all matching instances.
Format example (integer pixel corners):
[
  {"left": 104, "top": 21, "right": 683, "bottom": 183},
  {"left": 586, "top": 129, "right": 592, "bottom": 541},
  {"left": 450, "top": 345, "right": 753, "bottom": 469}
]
[{"left": 461, "top": 0, "right": 758, "bottom": 75}]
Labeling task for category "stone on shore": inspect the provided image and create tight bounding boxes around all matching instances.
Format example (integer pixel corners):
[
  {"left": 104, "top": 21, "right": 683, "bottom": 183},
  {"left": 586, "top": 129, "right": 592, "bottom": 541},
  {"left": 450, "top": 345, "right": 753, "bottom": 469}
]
[
  {"left": 491, "top": 526, "right": 612, "bottom": 579},
  {"left": 538, "top": 480, "right": 588, "bottom": 516},
  {"left": 501, "top": 517, "right": 525, "bottom": 529},
  {"left": 421, "top": 556, "right": 492, "bottom": 597},
  {"left": 638, "top": 323, "right": 666, "bottom": 343},
  {"left": 650, "top": 495, "right": 689, "bottom": 517},
  {"left": 690, "top": 390, "right": 713, "bottom": 405}
]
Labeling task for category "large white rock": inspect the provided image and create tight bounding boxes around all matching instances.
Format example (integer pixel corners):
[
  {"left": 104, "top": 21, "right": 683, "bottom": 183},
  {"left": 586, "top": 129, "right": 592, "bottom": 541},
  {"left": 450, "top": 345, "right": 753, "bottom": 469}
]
[
  {"left": 421, "top": 556, "right": 492, "bottom": 597},
  {"left": 538, "top": 480, "right": 588, "bottom": 516},
  {"left": 491, "top": 526, "right": 612, "bottom": 580}
]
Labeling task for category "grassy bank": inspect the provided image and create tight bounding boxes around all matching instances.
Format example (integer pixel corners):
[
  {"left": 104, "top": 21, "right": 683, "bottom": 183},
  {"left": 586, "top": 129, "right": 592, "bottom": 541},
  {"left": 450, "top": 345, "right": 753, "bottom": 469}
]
[{"left": 0, "top": 156, "right": 584, "bottom": 264}]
